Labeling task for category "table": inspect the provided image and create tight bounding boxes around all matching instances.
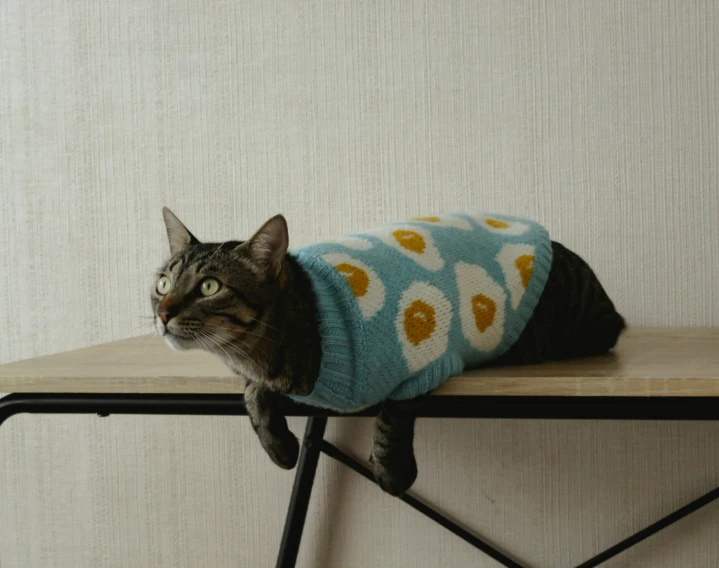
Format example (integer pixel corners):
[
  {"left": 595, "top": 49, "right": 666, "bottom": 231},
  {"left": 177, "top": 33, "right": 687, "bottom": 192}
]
[{"left": 2, "top": 327, "right": 718, "bottom": 568}]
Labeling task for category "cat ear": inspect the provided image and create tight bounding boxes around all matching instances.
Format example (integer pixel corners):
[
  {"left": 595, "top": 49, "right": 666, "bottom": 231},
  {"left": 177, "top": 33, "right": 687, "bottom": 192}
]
[
  {"left": 247, "top": 215, "right": 289, "bottom": 279},
  {"left": 162, "top": 207, "right": 200, "bottom": 255}
]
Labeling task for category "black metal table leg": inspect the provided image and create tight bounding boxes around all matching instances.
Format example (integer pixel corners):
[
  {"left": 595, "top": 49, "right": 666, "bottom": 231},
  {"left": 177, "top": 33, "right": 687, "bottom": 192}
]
[
  {"left": 3, "top": 393, "right": 719, "bottom": 567},
  {"left": 319, "top": 440, "right": 527, "bottom": 568},
  {"left": 0, "top": 393, "right": 251, "bottom": 424},
  {"left": 0, "top": 399, "right": 15, "bottom": 428},
  {"left": 573, "top": 485, "right": 719, "bottom": 568},
  {"left": 276, "top": 416, "right": 328, "bottom": 568}
]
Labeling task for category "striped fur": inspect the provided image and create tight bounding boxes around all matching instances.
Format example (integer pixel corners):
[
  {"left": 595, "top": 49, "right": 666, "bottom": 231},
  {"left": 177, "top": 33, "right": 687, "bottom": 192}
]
[
  {"left": 153, "top": 211, "right": 625, "bottom": 495},
  {"left": 495, "top": 241, "right": 626, "bottom": 365},
  {"left": 368, "top": 241, "right": 625, "bottom": 495}
]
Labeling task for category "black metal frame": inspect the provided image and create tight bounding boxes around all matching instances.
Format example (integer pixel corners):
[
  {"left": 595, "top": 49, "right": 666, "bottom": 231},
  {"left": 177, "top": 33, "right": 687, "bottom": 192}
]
[{"left": 1, "top": 393, "right": 718, "bottom": 568}]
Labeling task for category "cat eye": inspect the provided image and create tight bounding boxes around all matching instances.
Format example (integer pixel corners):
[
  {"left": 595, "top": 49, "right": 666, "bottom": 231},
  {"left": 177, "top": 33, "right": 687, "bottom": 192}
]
[
  {"left": 156, "top": 276, "right": 171, "bottom": 295},
  {"left": 200, "top": 278, "right": 221, "bottom": 297}
]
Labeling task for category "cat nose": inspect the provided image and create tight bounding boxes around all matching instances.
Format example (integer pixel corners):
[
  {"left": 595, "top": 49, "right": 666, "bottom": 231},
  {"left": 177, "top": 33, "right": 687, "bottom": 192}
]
[{"left": 158, "top": 298, "right": 178, "bottom": 325}]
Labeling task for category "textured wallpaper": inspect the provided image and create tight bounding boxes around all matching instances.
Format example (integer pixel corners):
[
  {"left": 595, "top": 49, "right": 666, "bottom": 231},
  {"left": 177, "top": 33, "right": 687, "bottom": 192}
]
[{"left": 2, "top": 1, "right": 719, "bottom": 567}]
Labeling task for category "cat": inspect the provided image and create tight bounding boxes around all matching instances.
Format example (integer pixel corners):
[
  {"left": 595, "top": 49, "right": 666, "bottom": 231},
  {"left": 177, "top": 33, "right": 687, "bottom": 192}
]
[{"left": 152, "top": 208, "right": 625, "bottom": 495}]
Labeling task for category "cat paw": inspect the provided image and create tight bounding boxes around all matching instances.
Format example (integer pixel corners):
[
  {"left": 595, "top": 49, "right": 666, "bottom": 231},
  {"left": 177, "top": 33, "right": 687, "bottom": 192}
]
[
  {"left": 264, "top": 433, "right": 300, "bottom": 470},
  {"left": 369, "top": 452, "right": 418, "bottom": 496}
]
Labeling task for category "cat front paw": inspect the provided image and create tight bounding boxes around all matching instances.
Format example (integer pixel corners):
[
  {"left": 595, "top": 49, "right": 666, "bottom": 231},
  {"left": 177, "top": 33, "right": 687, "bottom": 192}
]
[
  {"left": 262, "top": 432, "right": 300, "bottom": 470},
  {"left": 369, "top": 451, "right": 418, "bottom": 496}
]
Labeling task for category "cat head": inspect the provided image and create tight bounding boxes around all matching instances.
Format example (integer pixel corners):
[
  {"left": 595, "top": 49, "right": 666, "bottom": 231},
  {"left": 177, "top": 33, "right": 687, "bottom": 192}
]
[{"left": 151, "top": 207, "right": 289, "bottom": 354}]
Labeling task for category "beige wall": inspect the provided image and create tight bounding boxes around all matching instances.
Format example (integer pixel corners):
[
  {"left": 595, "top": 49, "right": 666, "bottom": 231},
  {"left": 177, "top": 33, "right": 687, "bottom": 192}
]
[{"left": 2, "top": 1, "right": 719, "bottom": 566}]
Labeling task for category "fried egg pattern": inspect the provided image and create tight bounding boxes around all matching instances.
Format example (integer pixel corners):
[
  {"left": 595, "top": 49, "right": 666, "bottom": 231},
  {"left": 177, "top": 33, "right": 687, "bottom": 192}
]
[
  {"left": 337, "top": 236, "right": 374, "bottom": 251},
  {"left": 496, "top": 244, "right": 536, "bottom": 309},
  {"left": 322, "top": 253, "right": 385, "bottom": 320},
  {"left": 396, "top": 282, "right": 452, "bottom": 372},
  {"left": 366, "top": 224, "right": 444, "bottom": 271},
  {"left": 470, "top": 214, "right": 530, "bottom": 236},
  {"left": 455, "top": 262, "right": 507, "bottom": 352},
  {"left": 289, "top": 210, "right": 553, "bottom": 412},
  {"left": 407, "top": 214, "right": 473, "bottom": 231}
]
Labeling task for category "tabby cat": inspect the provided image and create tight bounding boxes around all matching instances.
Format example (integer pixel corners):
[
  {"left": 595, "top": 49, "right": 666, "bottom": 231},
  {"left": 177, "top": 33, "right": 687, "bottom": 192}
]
[{"left": 151, "top": 208, "right": 625, "bottom": 495}]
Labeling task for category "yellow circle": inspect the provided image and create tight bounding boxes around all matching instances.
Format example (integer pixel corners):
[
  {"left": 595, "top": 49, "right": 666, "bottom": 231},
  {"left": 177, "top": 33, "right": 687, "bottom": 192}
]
[
  {"left": 471, "top": 294, "right": 496, "bottom": 332},
  {"left": 404, "top": 300, "right": 436, "bottom": 346},
  {"left": 514, "top": 255, "right": 534, "bottom": 288},
  {"left": 392, "top": 229, "right": 426, "bottom": 254},
  {"left": 485, "top": 218, "right": 510, "bottom": 229},
  {"left": 335, "top": 263, "right": 370, "bottom": 297}
]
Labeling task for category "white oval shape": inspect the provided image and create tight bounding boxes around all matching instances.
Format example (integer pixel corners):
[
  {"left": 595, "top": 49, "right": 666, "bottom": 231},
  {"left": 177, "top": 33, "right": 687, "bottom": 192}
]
[
  {"left": 337, "top": 236, "right": 374, "bottom": 251},
  {"left": 322, "top": 253, "right": 385, "bottom": 320},
  {"left": 454, "top": 262, "right": 506, "bottom": 352},
  {"left": 496, "top": 244, "right": 536, "bottom": 309},
  {"left": 406, "top": 214, "right": 472, "bottom": 231},
  {"left": 470, "top": 214, "right": 530, "bottom": 236},
  {"left": 365, "top": 224, "right": 444, "bottom": 271},
  {"left": 395, "top": 282, "right": 452, "bottom": 372}
]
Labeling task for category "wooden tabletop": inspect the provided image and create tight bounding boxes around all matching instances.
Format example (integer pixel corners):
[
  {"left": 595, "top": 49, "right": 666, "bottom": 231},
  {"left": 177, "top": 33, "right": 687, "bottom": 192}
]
[{"left": 0, "top": 328, "right": 718, "bottom": 397}]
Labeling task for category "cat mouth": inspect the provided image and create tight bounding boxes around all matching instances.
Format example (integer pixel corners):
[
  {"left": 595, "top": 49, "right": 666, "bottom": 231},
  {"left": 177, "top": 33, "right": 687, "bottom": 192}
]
[
  {"left": 155, "top": 317, "right": 195, "bottom": 345},
  {"left": 162, "top": 332, "right": 195, "bottom": 351},
  {"left": 163, "top": 328, "right": 195, "bottom": 341},
  {"left": 155, "top": 315, "right": 190, "bottom": 338}
]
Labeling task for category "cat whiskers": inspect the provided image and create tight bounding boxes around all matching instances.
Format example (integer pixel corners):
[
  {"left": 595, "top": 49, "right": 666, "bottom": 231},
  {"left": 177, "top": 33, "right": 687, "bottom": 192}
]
[
  {"left": 214, "top": 332, "right": 267, "bottom": 375},
  {"left": 195, "top": 331, "right": 234, "bottom": 362},
  {"left": 192, "top": 332, "right": 216, "bottom": 356},
  {"left": 206, "top": 241, "right": 228, "bottom": 262},
  {"left": 137, "top": 331, "right": 159, "bottom": 361},
  {"left": 108, "top": 329, "right": 156, "bottom": 365},
  {"left": 133, "top": 317, "right": 159, "bottom": 337},
  {"left": 196, "top": 331, "right": 265, "bottom": 375},
  {"left": 206, "top": 324, "right": 276, "bottom": 343},
  {"left": 250, "top": 318, "right": 280, "bottom": 333}
]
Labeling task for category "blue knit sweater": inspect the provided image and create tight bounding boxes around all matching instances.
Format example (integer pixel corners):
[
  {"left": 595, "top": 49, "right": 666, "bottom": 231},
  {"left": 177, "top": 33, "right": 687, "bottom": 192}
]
[{"left": 289, "top": 212, "right": 553, "bottom": 412}]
